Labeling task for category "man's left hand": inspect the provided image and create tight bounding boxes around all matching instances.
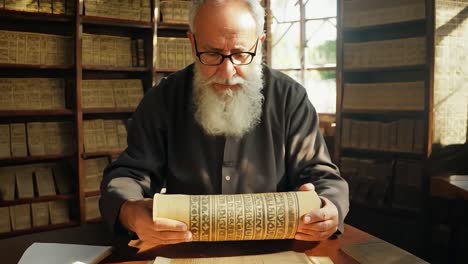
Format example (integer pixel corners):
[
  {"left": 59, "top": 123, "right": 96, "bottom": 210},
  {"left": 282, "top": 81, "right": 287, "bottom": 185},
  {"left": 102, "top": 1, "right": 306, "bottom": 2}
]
[{"left": 295, "top": 183, "right": 339, "bottom": 241}]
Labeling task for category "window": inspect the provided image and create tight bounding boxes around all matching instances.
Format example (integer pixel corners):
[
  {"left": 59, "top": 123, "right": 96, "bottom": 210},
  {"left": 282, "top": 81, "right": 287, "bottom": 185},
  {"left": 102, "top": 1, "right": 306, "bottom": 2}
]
[{"left": 269, "top": 0, "right": 337, "bottom": 114}]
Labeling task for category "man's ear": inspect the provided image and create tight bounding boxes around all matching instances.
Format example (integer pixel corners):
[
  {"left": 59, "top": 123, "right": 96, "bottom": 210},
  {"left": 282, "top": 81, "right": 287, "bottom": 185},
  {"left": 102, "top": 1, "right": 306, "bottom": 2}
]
[
  {"left": 259, "top": 33, "right": 266, "bottom": 44},
  {"left": 187, "top": 32, "right": 196, "bottom": 57}
]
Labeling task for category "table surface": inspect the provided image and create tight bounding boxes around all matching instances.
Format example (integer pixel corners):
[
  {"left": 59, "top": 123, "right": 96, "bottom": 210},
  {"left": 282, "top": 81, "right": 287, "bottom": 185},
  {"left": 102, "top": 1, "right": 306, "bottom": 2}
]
[
  {"left": 431, "top": 174, "right": 468, "bottom": 200},
  {"left": 104, "top": 224, "right": 380, "bottom": 264}
]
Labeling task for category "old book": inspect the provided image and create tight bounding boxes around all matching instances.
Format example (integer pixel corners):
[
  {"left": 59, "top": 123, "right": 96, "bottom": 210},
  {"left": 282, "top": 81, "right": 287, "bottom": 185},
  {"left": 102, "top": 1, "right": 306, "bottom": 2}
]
[
  {"left": 27, "top": 122, "right": 45, "bottom": 156},
  {"left": 94, "top": 119, "right": 107, "bottom": 151},
  {"left": 43, "top": 122, "right": 60, "bottom": 155},
  {"left": 413, "top": 120, "right": 425, "bottom": 154},
  {"left": 31, "top": 202, "right": 50, "bottom": 227},
  {"left": 0, "top": 167, "right": 16, "bottom": 201},
  {"left": 10, "top": 204, "right": 31, "bottom": 231},
  {"left": 136, "top": 38, "right": 145, "bottom": 67},
  {"left": 39, "top": 0, "right": 52, "bottom": 13},
  {"left": 83, "top": 120, "right": 97, "bottom": 153},
  {"left": 153, "top": 192, "right": 321, "bottom": 241},
  {"left": 0, "top": 207, "right": 11, "bottom": 233},
  {"left": 82, "top": 34, "right": 93, "bottom": 66},
  {"left": 341, "top": 240, "right": 428, "bottom": 264},
  {"left": 16, "top": 167, "right": 35, "bottom": 199},
  {"left": 52, "top": 163, "right": 71, "bottom": 194},
  {"left": 116, "top": 38, "right": 132, "bottom": 67},
  {"left": 100, "top": 36, "right": 116, "bottom": 66},
  {"left": 184, "top": 41, "right": 193, "bottom": 66},
  {"left": 113, "top": 81, "right": 129, "bottom": 107},
  {"left": 0, "top": 124, "right": 11, "bottom": 158},
  {"left": 166, "top": 38, "right": 177, "bottom": 69},
  {"left": 104, "top": 119, "right": 119, "bottom": 151},
  {"left": 48, "top": 200, "right": 69, "bottom": 224},
  {"left": 367, "top": 121, "right": 381, "bottom": 150},
  {"left": 85, "top": 195, "right": 101, "bottom": 220},
  {"left": 157, "top": 38, "right": 167, "bottom": 69},
  {"left": 0, "top": 78, "right": 14, "bottom": 110},
  {"left": 396, "top": 119, "right": 415, "bottom": 153},
  {"left": 35, "top": 167, "right": 56, "bottom": 196},
  {"left": 153, "top": 251, "right": 332, "bottom": 264},
  {"left": 387, "top": 121, "right": 398, "bottom": 152},
  {"left": 0, "top": 31, "right": 8, "bottom": 64},
  {"left": 10, "top": 123, "right": 28, "bottom": 157},
  {"left": 29, "top": 79, "right": 42, "bottom": 109},
  {"left": 17, "top": 33, "right": 27, "bottom": 64},
  {"left": 99, "top": 80, "right": 115, "bottom": 108},
  {"left": 13, "top": 79, "right": 29, "bottom": 110},
  {"left": 176, "top": 39, "right": 185, "bottom": 69},
  {"left": 52, "top": 0, "right": 65, "bottom": 14},
  {"left": 18, "top": 243, "right": 112, "bottom": 264},
  {"left": 126, "top": 79, "right": 143, "bottom": 107},
  {"left": 50, "top": 79, "right": 66, "bottom": 109},
  {"left": 84, "top": 158, "right": 99, "bottom": 192},
  {"left": 26, "top": 33, "right": 41, "bottom": 65},
  {"left": 5, "top": 0, "right": 38, "bottom": 12},
  {"left": 357, "top": 121, "right": 370, "bottom": 149},
  {"left": 7, "top": 31, "right": 18, "bottom": 64}
]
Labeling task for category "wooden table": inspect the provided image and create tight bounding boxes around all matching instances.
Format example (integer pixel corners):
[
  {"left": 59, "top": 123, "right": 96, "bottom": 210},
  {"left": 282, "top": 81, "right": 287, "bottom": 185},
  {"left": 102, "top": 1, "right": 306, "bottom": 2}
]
[
  {"left": 104, "top": 224, "right": 379, "bottom": 264},
  {"left": 430, "top": 174, "right": 468, "bottom": 263},
  {"left": 431, "top": 174, "right": 468, "bottom": 200}
]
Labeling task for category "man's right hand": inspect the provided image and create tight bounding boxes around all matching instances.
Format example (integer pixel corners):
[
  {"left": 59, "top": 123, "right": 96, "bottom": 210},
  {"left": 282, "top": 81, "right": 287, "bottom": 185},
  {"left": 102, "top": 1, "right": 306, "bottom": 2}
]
[{"left": 119, "top": 198, "right": 192, "bottom": 246}]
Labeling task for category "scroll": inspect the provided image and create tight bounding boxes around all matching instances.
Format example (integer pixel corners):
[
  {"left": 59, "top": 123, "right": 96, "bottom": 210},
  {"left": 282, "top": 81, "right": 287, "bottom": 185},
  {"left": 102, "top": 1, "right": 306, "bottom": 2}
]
[{"left": 153, "top": 191, "right": 321, "bottom": 241}]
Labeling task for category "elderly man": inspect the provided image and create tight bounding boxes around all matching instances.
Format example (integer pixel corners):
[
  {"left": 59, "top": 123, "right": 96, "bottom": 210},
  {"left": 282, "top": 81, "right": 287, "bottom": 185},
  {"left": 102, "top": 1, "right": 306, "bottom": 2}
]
[{"left": 100, "top": 0, "right": 349, "bottom": 247}]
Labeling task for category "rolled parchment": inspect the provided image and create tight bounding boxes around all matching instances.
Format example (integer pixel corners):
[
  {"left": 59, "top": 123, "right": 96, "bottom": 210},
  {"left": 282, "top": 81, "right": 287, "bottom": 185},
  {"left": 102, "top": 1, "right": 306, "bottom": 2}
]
[{"left": 153, "top": 191, "right": 321, "bottom": 241}]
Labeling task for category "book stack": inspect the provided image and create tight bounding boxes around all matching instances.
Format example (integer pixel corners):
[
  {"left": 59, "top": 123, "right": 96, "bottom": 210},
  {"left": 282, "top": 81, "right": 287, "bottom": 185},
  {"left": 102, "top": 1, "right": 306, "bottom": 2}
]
[
  {"left": 157, "top": 37, "right": 193, "bottom": 70},
  {"left": 83, "top": 119, "right": 127, "bottom": 153},
  {"left": 0, "top": 30, "right": 73, "bottom": 66},
  {"left": 82, "top": 33, "right": 144, "bottom": 67},
  {"left": 82, "top": 79, "right": 143, "bottom": 109},
  {"left": 1, "top": 0, "right": 75, "bottom": 14},
  {"left": 0, "top": 78, "right": 66, "bottom": 110},
  {"left": 343, "top": 82, "right": 425, "bottom": 111},
  {"left": 27, "top": 121, "right": 75, "bottom": 156},
  {"left": 343, "top": 0, "right": 425, "bottom": 29},
  {"left": 344, "top": 37, "right": 426, "bottom": 69},
  {"left": 392, "top": 160, "right": 423, "bottom": 209},
  {"left": 84, "top": 0, "right": 151, "bottom": 22},
  {"left": 83, "top": 157, "right": 109, "bottom": 192},
  {"left": 340, "top": 157, "right": 393, "bottom": 207},
  {"left": 341, "top": 118, "right": 425, "bottom": 154},
  {"left": 159, "top": 1, "right": 191, "bottom": 24},
  {"left": 0, "top": 162, "right": 72, "bottom": 233}
]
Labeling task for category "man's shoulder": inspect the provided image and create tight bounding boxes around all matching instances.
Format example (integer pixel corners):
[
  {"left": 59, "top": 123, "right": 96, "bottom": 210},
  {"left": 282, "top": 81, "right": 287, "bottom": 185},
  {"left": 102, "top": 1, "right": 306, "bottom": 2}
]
[
  {"left": 262, "top": 64, "right": 307, "bottom": 98},
  {"left": 158, "top": 64, "right": 194, "bottom": 87}
]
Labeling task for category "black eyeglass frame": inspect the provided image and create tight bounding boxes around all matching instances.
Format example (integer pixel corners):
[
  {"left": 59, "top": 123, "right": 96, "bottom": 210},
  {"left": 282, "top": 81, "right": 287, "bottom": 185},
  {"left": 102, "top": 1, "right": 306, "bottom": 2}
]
[{"left": 193, "top": 35, "right": 259, "bottom": 66}]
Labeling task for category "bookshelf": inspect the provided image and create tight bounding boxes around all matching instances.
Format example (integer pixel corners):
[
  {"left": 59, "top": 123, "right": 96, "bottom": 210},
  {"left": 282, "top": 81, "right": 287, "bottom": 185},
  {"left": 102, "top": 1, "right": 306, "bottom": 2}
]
[
  {"left": 336, "top": 0, "right": 433, "bottom": 256},
  {"left": 0, "top": 0, "right": 155, "bottom": 238}
]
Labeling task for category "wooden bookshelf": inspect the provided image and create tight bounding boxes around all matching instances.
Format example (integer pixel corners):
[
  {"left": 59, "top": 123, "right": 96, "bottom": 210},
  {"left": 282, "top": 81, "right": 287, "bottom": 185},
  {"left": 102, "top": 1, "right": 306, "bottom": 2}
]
[
  {"left": 80, "top": 15, "right": 152, "bottom": 29},
  {"left": 0, "top": 0, "right": 155, "bottom": 236},
  {"left": 85, "top": 191, "right": 100, "bottom": 197},
  {"left": 0, "top": 154, "right": 73, "bottom": 164},
  {"left": 0, "top": 110, "right": 74, "bottom": 117},
  {"left": 0, "top": 221, "right": 80, "bottom": 239},
  {"left": 81, "top": 151, "right": 122, "bottom": 159},
  {"left": 0, "top": 194, "right": 74, "bottom": 207},
  {"left": 82, "top": 108, "right": 136, "bottom": 114}
]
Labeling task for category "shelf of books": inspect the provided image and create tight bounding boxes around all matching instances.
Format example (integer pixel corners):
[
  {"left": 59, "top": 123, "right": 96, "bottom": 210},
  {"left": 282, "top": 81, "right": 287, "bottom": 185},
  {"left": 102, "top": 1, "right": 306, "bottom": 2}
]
[
  {"left": 0, "top": 0, "right": 155, "bottom": 237},
  {"left": 77, "top": 0, "right": 154, "bottom": 224},
  {"left": 154, "top": 0, "right": 193, "bottom": 84},
  {"left": 336, "top": 0, "right": 432, "bottom": 220}
]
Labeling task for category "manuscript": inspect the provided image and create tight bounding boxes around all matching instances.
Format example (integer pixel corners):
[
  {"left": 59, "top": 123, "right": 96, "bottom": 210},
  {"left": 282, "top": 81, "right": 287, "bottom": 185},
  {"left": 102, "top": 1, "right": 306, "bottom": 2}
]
[
  {"left": 153, "top": 191, "right": 320, "bottom": 241},
  {"left": 153, "top": 251, "right": 333, "bottom": 264}
]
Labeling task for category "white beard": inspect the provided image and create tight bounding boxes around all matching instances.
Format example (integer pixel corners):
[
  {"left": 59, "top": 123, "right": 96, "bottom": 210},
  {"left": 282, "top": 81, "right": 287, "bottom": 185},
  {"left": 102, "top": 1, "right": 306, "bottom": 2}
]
[{"left": 192, "top": 61, "right": 264, "bottom": 137}]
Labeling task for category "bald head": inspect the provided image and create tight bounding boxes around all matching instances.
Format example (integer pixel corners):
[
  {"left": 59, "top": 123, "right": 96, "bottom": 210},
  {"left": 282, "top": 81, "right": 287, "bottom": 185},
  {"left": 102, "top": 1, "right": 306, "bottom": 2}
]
[{"left": 189, "top": 0, "right": 265, "bottom": 36}]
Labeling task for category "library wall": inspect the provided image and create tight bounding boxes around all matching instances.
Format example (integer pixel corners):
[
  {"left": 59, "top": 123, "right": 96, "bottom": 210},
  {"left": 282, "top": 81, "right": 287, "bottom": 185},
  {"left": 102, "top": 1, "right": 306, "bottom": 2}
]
[{"left": 433, "top": 0, "right": 467, "bottom": 147}]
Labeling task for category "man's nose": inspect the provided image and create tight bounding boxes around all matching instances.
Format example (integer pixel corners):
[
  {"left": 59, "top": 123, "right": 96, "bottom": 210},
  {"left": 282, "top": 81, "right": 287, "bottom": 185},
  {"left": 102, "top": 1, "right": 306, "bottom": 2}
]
[{"left": 216, "top": 57, "right": 236, "bottom": 80}]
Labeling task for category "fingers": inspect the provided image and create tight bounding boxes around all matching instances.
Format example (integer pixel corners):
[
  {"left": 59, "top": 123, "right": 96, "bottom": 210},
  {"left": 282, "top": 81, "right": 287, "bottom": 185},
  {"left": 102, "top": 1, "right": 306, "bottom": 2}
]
[
  {"left": 294, "top": 228, "right": 336, "bottom": 241},
  {"left": 299, "top": 218, "right": 336, "bottom": 232},
  {"left": 298, "top": 183, "right": 315, "bottom": 192},
  {"left": 154, "top": 217, "right": 188, "bottom": 231}
]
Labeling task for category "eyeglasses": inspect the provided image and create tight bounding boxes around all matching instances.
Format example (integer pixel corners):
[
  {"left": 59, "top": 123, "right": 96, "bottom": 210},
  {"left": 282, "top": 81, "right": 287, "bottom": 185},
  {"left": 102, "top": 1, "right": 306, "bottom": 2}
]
[{"left": 193, "top": 35, "right": 259, "bottom": 66}]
